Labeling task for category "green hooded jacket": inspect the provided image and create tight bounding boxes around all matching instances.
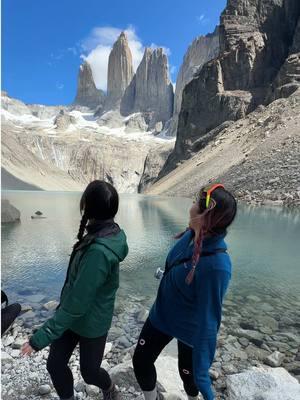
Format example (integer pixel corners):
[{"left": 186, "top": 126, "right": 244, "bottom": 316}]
[{"left": 30, "top": 230, "right": 128, "bottom": 350}]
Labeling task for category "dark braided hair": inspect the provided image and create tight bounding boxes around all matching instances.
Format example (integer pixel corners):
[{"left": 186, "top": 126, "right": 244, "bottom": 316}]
[
  {"left": 186, "top": 185, "right": 237, "bottom": 284},
  {"left": 73, "top": 180, "right": 119, "bottom": 249}
]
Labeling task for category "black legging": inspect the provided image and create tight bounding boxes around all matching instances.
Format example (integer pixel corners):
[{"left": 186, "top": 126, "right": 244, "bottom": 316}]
[
  {"left": 47, "top": 330, "right": 111, "bottom": 399},
  {"left": 133, "top": 318, "right": 199, "bottom": 397}
]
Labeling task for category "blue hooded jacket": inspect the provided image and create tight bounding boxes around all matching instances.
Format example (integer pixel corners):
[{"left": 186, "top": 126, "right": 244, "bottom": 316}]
[{"left": 149, "top": 230, "right": 231, "bottom": 400}]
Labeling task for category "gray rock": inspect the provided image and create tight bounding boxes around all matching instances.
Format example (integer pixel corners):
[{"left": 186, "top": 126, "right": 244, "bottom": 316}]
[
  {"left": 167, "top": 27, "right": 219, "bottom": 137},
  {"left": 110, "top": 360, "right": 140, "bottom": 390},
  {"left": 108, "top": 326, "right": 124, "bottom": 341},
  {"left": 265, "top": 351, "right": 285, "bottom": 367},
  {"left": 20, "top": 310, "right": 36, "bottom": 320},
  {"left": 38, "top": 384, "right": 51, "bottom": 395},
  {"left": 74, "top": 381, "right": 86, "bottom": 393},
  {"left": 138, "top": 144, "right": 174, "bottom": 193},
  {"left": 124, "top": 113, "right": 147, "bottom": 133},
  {"left": 86, "top": 384, "right": 99, "bottom": 396},
  {"left": 10, "top": 349, "right": 20, "bottom": 358},
  {"left": 1, "top": 199, "right": 21, "bottom": 223},
  {"left": 104, "top": 342, "right": 113, "bottom": 356},
  {"left": 54, "top": 110, "right": 76, "bottom": 130},
  {"left": 230, "top": 328, "right": 264, "bottom": 346},
  {"left": 121, "top": 47, "right": 174, "bottom": 127},
  {"left": 2, "top": 335, "right": 14, "bottom": 347},
  {"left": 226, "top": 366, "right": 300, "bottom": 400},
  {"left": 1, "top": 351, "right": 13, "bottom": 362},
  {"left": 117, "top": 336, "right": 131, "bottom": 349},
  {"left": 21, "top": 304, "right": 33, "bottom": 312},
  {"left": 106, "top": 32, "right": 134, "bottom": 110},
  {"left": 43, "top": 300, "right": 59, "bottom": 311},
  {"left": 74, "top": 61, "right": 105, "bottom": 109},
  {"left": 24, "top": 294, "right": 46, "bottom": 303},
  {"left": 136, "top": 308, "right": 149, "bottom": 323}
]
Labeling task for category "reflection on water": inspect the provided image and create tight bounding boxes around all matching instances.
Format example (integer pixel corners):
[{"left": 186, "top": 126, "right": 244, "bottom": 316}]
[{"left": 1, "top": 191, "right": 300, "bottom": 317}]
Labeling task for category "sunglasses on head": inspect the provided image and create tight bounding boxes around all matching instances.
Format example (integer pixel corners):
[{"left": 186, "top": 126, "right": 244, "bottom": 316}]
[{"left": 195, "top": 183, "right": 225, "bottom": 209}]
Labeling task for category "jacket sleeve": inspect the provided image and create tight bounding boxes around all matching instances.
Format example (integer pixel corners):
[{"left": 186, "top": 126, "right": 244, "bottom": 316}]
[
  {"left": 30, "top": 247, "right": 110, "bottom": 350},
  {"left": 192, "top": 269, "right": 230, "bottom": 400}
]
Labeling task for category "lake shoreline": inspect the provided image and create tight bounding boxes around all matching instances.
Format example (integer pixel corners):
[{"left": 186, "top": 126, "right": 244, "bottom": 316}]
[
  {"left": 2, "top": 189, "right": 300, "bottom": 211},
  {"left": 1, "top": 294, "right": 300, "bottom": 399}
]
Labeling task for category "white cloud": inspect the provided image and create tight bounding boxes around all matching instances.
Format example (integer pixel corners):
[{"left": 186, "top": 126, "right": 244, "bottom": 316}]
[
  {"left": 150, "top": 43, "right": 171, "bottom": 57},
  {"left": 196, "top": 14, "right": 209, "bottom": 25},
  {"left": 80, "top": 25, "right": 170, "bottom": 91},
  {"left": 67, "top": 47, "right": 78, "bottom": 56},
  {"left": 170, "top": 65, "right": 177, "bottom": 75}
]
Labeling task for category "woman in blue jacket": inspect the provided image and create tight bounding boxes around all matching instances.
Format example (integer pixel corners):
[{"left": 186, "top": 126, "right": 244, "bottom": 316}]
[{"left": 133, "top": 184, "right": 237, "bottom": 400}]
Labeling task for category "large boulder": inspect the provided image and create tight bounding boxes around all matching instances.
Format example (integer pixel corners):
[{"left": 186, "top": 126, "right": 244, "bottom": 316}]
[
  {"left": 109, "top": 356, "right": 185, "bottom": 396},
  {"left": 1, "top": 199, "right": 21, "bottom": 223},
  {"left": 54, "top": 110, "right": 76, "bottom": 130},
  {"left": 226, "top": 367, "right": 300, "bottom": 400}
]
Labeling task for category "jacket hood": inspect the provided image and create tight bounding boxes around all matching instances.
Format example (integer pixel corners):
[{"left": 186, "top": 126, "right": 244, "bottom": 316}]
[{"left": 94, "top": 230, "right": 128, "bottom": 261}]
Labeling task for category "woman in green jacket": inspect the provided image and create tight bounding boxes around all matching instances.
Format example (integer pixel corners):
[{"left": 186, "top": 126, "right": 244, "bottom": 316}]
[{"left": 21, "top": 180, "right": 129, "bottom": 400}]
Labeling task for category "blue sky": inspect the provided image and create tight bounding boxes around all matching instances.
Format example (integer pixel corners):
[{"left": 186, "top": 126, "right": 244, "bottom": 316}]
[{"left": 2, "top": 0, "right": 226, "bottom": 105}]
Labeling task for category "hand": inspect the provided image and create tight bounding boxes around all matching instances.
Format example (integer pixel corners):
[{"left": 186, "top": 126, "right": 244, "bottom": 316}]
[{"left": 21, "top": 342, "right": 34, "bottom": 356}]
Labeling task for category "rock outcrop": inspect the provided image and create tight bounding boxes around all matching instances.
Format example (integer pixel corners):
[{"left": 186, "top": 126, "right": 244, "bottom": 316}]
[
  {"left": 106, "top": 32, "right": 134, "bottom": 110},
  {"left": 74, "top": 61, "right": 105, "bottom": 109},
  {"left": 267, "top": 17, "right": 300, "bottom": 102},
  {"left": 138, "top": 144, "right": 174, "bottom": 192},
  {"left": 226, "top": 367, "right": 300, "bottom": 400},
  {"left": 1, "top": 199, "right": 21, "bottom": 223},
  {"left": 146, "top": 88, "right": 300, "bottom": 208},
  {"left": 121, "top": 48, "right": 174, "bottom": 128},
  {"left": 167, "top": 27, "right": 220, "bottom": 136},
  {"left": 161, "top": 0, "right": 300, "bottom": 174},
  {"left": 54, "top": 110, "right": 76, "bottom": 130}
]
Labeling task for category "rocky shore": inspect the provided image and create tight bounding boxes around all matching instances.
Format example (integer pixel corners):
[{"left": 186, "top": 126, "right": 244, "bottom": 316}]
[{"left": 2, "top": 292, "right": 300, "bottom": 399}]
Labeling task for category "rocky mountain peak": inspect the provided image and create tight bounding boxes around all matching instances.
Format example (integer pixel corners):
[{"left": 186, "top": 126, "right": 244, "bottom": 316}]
[
  {"left": 121, "top": 46, "right": 174, "bottom": 128},
  {"left": 74, "top": 61, "right": 105, "bottom": 109},
  {"left": 106, "top": 32, "right": 134, "bottom": 110},
  {"left": 160, "top": 0, "right": 300, "bottom": 175},
  {"left": 166, "top": 27, "right": 220, "bottom": 136}
]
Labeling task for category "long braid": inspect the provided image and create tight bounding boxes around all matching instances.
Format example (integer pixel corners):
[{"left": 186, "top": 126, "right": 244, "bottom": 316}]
[
  {"left": 73, "top": 214, "right": 88, "bottom": 250},
  {"left": 185, "top": 207, "right": 211, "bottom": 285}
]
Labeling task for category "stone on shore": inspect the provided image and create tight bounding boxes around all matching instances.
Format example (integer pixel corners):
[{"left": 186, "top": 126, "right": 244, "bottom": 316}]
[
  {"left": 227, "top": 366, "right": 300, "bottom": 400},
  {"left": 38, "top": 384, "right": 51, "bottom": 395},
  {"left": 265, "top": 351, "right": 285, "bottom": 367},
  {"left": 1, "top": 351, "right": 13, "bottom": 363},
  {"left": 43, "top": 300, "right": 59, "bottom": 311},
  {"left": 1, "top": 199, "right": 21, "bottom": 223}
]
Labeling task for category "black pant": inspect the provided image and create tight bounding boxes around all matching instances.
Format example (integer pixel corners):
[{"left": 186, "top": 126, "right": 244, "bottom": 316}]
[
  {"left": 1, "top": 303, "right": 21, "bottom": 336},
  {"left": 133, "top": 318, "right": 199, "bottom": 397},
  {"left": 47, "top": 330, "right": 111, "bottom": 399}
]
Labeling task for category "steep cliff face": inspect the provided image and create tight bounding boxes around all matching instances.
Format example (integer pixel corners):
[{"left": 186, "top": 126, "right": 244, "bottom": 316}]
[
  {"left": 167, "top": 28, "right": 220, "bottom": 136},
  {"left": 106, "top": 32, "right": 134, "bottom": 110},
  {"left": 74, "top": 61, "right": 105, "bottom": 109},
  {"left": 267, "top": 16, "right": 300, "bottom": 101},
  {"left": 121, "top": 48, "right": 174, "bottom": 127},
  {"left": 161, "top": 0, "right": 300, "bottom": 174}
]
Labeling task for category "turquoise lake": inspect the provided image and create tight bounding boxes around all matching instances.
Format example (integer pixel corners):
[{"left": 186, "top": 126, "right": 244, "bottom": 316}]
[{"left": 1, "top": 191, "right": 300, "bottom": 320}]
